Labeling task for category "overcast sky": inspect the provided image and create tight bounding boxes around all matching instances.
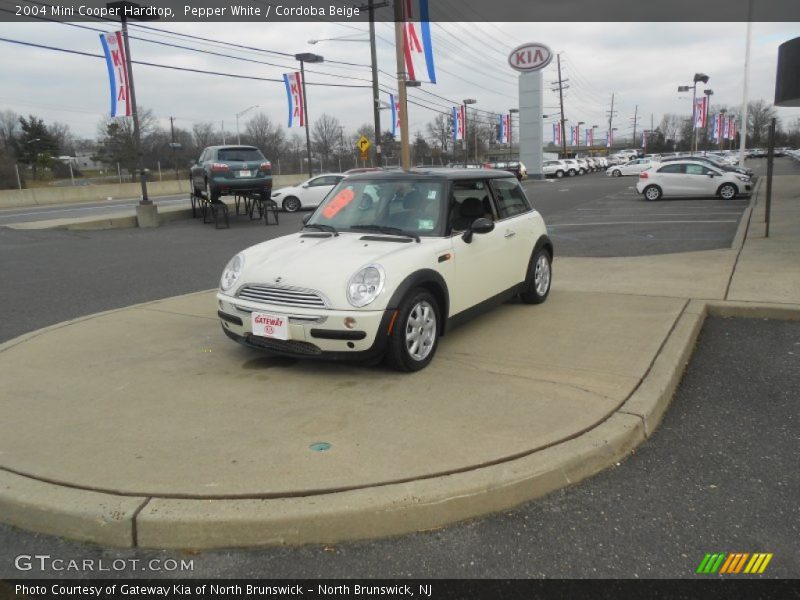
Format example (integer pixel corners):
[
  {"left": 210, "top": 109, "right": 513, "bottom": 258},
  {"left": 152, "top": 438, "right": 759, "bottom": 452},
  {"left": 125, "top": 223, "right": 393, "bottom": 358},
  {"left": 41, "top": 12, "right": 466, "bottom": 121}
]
[{"left": 0, "top": 20, "right": 798, "bottom": 147}]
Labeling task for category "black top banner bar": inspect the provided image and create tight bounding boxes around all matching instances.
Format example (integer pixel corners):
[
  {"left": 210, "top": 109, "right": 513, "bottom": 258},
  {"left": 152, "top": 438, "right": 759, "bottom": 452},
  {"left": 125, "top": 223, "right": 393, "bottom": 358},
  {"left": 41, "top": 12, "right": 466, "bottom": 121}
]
[{"left": 3, "top": 0, "right": 800, "bottom": 23}]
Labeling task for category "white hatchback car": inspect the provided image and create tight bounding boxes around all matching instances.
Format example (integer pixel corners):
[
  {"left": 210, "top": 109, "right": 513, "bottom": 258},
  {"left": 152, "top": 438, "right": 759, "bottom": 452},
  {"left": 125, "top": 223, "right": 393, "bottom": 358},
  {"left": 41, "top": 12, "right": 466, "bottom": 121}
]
[
  {"left": 542, "top": 159, "right": 568, "bottom": 178},
  {"left": 217, "top": 169, "right": 554, "bottom": 371},
  {"left": 271, "top": 173, "right": 345, "bottom": 212},
  {"left": 636, "top": 161, "right": 752, "bottom": 201},
  {"left": 607, "top": 158, "right": 660, "bottom": 177}
]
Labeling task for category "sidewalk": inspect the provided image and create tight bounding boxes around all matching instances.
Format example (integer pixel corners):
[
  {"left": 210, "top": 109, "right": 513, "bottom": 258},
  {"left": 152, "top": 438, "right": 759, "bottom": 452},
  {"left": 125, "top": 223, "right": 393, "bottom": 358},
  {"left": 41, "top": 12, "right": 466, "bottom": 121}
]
[{"left": 0, "top": 172, "right": 797, "bottom": 549}]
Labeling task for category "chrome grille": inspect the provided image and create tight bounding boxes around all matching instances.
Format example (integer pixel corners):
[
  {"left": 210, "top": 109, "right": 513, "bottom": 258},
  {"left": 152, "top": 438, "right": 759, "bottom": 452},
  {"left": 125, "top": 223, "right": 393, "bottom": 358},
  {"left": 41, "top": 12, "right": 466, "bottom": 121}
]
[{"left": 237, "top": 284, "right": 328, "bottom": 308}]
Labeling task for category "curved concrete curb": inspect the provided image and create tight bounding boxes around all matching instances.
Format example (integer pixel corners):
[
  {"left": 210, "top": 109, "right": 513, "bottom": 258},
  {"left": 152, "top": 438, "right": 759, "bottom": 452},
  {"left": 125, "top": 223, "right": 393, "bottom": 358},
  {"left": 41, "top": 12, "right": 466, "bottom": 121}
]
[{"left": 2, "top": 297, "right": 798, "bottom": 548}]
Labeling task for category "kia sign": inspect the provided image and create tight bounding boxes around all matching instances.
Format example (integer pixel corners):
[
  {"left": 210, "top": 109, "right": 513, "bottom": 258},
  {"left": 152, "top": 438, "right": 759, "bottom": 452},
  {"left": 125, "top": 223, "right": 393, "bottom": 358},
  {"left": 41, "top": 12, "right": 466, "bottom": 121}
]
[{"left": 508, "top": 43, "right": 553, "bottom": 72}]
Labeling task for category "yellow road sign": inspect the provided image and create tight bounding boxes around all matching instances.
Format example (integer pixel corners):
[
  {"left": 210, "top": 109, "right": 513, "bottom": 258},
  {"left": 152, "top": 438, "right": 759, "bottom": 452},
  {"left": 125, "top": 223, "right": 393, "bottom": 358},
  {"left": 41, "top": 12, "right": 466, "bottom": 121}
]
[{"left": 357, "top": 135, "right": 371, "bottom": 153}]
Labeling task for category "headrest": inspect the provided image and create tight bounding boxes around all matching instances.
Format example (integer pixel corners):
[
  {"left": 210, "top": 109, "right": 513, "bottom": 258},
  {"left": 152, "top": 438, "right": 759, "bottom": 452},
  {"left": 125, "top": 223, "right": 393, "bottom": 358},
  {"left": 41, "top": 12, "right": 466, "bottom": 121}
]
[
  {"left": 403, "top": 190, "right": 423, "bottom": 210},
  {"left": 460, "top": 197, "right": 484, "bottom": 218}
]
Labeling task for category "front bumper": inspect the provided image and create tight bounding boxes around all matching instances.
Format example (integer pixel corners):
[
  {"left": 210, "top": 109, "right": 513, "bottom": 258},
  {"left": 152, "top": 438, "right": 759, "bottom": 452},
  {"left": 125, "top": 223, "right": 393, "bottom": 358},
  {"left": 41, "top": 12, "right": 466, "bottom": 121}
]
[{"left": 216, "top": 292, "right": 393, "bottom": 362}]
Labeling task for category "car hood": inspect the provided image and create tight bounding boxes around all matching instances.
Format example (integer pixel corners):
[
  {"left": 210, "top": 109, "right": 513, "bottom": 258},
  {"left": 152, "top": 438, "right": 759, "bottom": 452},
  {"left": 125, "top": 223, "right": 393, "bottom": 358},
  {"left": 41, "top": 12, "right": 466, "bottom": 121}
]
[
  {"left": 271, "top": 185, "right": 298, "bottom": 195},
  {"left": 233, "top": 232, "right": 446, "bottom": 309}
]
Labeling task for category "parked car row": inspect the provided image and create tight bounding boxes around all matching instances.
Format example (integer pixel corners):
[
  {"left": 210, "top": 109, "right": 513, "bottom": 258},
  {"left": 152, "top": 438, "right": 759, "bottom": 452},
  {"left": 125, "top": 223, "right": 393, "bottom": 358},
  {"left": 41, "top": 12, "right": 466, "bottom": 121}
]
[{"left": 542, "top": 157, "right": 608, "bottom": 178}]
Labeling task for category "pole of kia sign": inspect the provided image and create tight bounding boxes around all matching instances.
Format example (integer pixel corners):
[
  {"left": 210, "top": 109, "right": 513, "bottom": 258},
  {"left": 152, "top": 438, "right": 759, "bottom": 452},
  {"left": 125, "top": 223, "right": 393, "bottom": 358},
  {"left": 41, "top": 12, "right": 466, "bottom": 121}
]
[{"left": 509, "top": 42, "right": 552, "bottom": 179}]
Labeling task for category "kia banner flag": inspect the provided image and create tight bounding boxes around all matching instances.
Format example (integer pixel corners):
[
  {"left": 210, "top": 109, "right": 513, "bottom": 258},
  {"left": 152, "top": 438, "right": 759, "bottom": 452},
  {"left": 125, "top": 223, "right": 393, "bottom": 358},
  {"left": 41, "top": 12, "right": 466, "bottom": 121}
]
[
  {"left": 585, "top": 128, "right": 593, "bottom": 146},
  {"left": 728, "top": 117, "right": 736, "bottom": 140},
  {"left": 452, "top": 105, "right": 464, "bottom": 141},
  {"left": 553, "top": 122, "right": 561, "bottom": 146},
  {"left": 573, "top": 124, "right": 581, "bottom": 146},
  {"left": 498, "top": 114, "right": 510, "bottom": 144},
  {"left": 99, "top": 32, "right": 131, "bottom": 118},
  {"left": 606, "top": 130, "right": 613, "bottom": 148},
  {"left": 694, "top": 97, "right": 708, "bottom": 129},
  {"left": 404, "top": 0, "right": 436, "bottom": 84},
  {"left": 710, "top": 113, "right": 720, "bottom": 140},
  {"left": 283, "top": 72, "right": 304, "bottom": 127},
  {"left": 722, "top": 115, "right": 730, "bottom": 140}
]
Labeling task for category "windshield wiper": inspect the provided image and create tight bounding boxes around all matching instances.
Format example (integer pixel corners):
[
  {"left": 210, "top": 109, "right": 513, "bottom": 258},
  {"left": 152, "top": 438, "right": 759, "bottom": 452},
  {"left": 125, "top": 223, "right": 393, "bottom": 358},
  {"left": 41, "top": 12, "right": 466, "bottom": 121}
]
[
  {"left": 351, "top": 224, "right": 420, "bottom": 243},
  {"left": 303, "top": 223, "right": 339, "bottom": 236}
]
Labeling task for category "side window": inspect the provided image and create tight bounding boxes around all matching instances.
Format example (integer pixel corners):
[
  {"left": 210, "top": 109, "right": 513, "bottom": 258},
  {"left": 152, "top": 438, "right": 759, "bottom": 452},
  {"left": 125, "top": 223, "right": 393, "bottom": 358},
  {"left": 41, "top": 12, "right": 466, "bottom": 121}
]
[
  {"left": 449, "top": 180, "right": 493, "bottom": 232},
  {"left": 685, "top": 164, "right": 705, "bottom": 175},
  {"left": 491, "top": 178, "right": 532, "bottom": 220},
  {"left": 658, "top": 164, "right": 685, "bottom": 174},
  {"left": 198, "top": 150, "right": 208, "bottom": 163}
]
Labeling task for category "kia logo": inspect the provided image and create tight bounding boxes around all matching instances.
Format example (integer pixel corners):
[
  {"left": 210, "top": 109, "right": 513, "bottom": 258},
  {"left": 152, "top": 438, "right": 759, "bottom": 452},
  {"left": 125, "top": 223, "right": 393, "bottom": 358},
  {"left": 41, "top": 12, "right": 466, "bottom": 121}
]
[{"left": 508, "top": 43, "right": 553, "bottom": 72}]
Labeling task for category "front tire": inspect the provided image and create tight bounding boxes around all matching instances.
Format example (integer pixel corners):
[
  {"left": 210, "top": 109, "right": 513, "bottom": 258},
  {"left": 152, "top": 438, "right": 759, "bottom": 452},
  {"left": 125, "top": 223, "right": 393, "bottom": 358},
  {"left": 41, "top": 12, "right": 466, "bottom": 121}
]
[
  {"left": 568, "top": 169, "right": 576, "bottom": 177},
  {"left": 520, "top": 248, "right": 552, "bottom": 305},
  {"left": 643, "top": 185, "right": 662, "bottom": 201},
  {"left": 205, "top": 179, "right": 220, "bottom": 202},
  {"left": 555, "top": 170, "right": 564, "bottom": 179},
  {"left": 612, "top": 169, "right": 622, "bottom": 177},
  {"left": 386, "top": 289, "right": 440, "bottom": 372},
  {"left": 283, "top": 196, "right": 301, "bottom": 212},
  {"left": 718, "top": 183, "right": 738, "bottom": 200}
]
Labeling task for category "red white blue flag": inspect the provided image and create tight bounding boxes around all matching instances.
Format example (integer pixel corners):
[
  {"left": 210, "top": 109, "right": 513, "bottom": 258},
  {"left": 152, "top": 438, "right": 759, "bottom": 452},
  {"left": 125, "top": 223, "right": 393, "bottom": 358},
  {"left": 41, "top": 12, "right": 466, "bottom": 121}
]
[
  {"left": 694, "top": 97, "right": 708, "bottom": 129},
  {"left": 585, "top": 128, "right": 593, "bottom": 146},
  {"left": 390, "top": 93, "right": 401, "bottom": 138},
  {"left": 403, "top": 0, "right": 436, "bottom": 84},
  {"left": 553, "top": 122, "right": 561, "bottom": 146},
  {"left": 452, "top": 105, "right": 464, "bottom": 141},
  {"left": 728, "top": 117, "right": 736, "bottom": 140},
  {"left": 99, "top": 32, "right": 131, "bottom": 118},
  {"left": 283, "top": 72, "right": 304, "bottom": 127},
  {"left": 722, "top": 115, "right": 730, "bottom": 140},
  {"left": 571, "top": 124, "right": 581, "bottom": 146},
  {"left": 498, "top": 114, "right": 511, "bottom": 144},
  {"left": 711, "top": 113, "right": 721, "bottom": 140},
  {"left": 606, "top": 130, "right": 613, "bottom": 148}
]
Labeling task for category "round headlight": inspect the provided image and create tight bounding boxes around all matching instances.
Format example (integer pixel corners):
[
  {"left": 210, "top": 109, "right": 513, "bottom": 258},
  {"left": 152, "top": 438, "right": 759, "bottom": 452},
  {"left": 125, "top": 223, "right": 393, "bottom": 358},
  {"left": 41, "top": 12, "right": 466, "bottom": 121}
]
[
  {"left": 220, "top": 252, "right": 245, "bottom": 292},
  {"left": 347, "top": 264, "right": 385, "bottom": 307}
]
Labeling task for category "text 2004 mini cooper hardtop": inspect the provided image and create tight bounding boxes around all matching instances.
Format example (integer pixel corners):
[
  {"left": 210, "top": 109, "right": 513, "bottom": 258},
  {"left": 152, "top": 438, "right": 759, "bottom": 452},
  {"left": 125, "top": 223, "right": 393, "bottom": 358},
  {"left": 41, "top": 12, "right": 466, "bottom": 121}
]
[{"left": 217, "top": 168, "right": 553, "bottom": 371}]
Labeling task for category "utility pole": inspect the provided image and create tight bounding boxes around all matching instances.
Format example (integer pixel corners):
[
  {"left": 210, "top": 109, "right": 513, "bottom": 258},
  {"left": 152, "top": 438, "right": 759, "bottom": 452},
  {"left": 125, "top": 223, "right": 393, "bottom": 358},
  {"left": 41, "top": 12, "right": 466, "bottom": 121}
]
[
  {"left": 367, "top": 0, "right": 384, "bottom": 164},
  {"left": 169, "top": 116, "right": 178, "bottom": 182},
  {"left": 552, "top": 54, "right": 569, "bottom": 158},
  {"left": 393, "top": 0, "right": 410, "bottom": 169},
  {"left": 606, "top": 93, "right": 617, "bottom": 149},
  {"left": 631, "top": 104, "right": 639, "bottom": 147}
]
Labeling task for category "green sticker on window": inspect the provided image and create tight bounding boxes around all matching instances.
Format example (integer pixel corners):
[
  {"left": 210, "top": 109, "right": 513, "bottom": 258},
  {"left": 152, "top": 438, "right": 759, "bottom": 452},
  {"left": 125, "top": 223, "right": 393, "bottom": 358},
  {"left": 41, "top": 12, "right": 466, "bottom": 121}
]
[{"left": 418, "top": 219, "right": 435, "bottom": 230}]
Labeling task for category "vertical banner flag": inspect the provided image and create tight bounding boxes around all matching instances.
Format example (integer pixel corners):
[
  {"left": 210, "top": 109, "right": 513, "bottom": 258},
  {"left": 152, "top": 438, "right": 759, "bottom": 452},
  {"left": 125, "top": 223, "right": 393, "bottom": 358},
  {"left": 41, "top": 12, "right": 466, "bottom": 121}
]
[
  {"left": 722, "top": 116, "right": 730, "bottom": 140},
  {"left": 404, "top": 0, "right": 436, "bottom": 84},
  {"left": 711, "top": 113, "right": 720, "bottom": 139},
  {"left": 99, "top": 32, "right": 131, "bottom": 117},
  {"left": 642, "top": 132, "right": 647, "bottom": 148},
  {"left": 574, "top": 124, "right": 581, "bottom": 146},
  {"left": 552, "top": 122, "right": 561, "bottom": 146},
  {"left": 283, "top": 72, "right": 304, "bottom": 127},
  {"left": 606, "top": 130, "right": 613, "bottom": 148},
  {"left": 694, "top": 97, "right": 708, "bottom": 129},
  {"left": 728, "top": 117, "right": 736, "bottom": 140},
  {"left": 452, "top": 105, "right": 464, "bottom": 141},
  {"left": 498, "top": 114, "right": 511, "bottom": 144},
  {"left": 585, "top": 128, "right": 593, "bottom": 147}
]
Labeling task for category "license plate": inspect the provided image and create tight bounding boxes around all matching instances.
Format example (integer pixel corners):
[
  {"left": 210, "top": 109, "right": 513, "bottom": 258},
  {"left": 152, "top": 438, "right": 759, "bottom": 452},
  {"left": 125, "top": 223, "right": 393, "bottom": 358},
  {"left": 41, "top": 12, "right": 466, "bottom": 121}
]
[
  {"left": 238, "top": 170, "right": 252, "bottom": 177},
  {"left": 251, "top": 312, "right": 288, "bottom": 340}
]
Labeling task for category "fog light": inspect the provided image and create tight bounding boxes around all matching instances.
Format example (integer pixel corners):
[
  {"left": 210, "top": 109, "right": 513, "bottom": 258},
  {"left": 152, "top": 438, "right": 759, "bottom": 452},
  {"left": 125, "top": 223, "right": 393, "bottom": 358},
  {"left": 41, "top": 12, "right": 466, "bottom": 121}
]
[{"left": 344, "top": 317, "right": 356, "bottom": 329}]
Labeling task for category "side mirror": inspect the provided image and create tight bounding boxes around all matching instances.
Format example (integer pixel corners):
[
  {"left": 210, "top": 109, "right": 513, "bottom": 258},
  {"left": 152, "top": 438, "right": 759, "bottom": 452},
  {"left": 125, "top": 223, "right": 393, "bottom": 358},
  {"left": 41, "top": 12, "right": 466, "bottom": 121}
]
[
  {"left": 302, "top": 184, "right": 310, "bottom": 188},
  {"left": 302, "top": 213, "right": 312, "bottom": 225},
  {"left": 461, "top": 218, "right": 494, "bottom": 244},
  {"left": 708, "top": 173, "right": 716, "bottom": 178}
]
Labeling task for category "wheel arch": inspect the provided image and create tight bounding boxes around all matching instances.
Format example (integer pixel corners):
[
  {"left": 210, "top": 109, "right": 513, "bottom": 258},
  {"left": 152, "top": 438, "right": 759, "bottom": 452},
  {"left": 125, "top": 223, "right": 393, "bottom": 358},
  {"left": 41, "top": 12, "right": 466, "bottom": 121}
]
[{"left": 385, "top": 269, "right": 450, "bottom": 337}]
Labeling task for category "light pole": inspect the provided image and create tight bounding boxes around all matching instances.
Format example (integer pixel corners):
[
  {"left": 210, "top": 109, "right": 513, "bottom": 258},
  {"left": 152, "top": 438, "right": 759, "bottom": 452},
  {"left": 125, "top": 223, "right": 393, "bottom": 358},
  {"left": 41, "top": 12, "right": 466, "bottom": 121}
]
[
  {"left": 462, "top": 98, "right": 476, "bottom": 166},
  {"left": 106, "top": 1, "right": 159, "bottom": 220},
  {"left": 295, "top": 52, "right": 324, "bottom": 179},
  {"left": 678, "top": 72, "right": 709, "bottom": 156},
  {"left": 235, "top": 104, "right": 260, "bottom": 145}
]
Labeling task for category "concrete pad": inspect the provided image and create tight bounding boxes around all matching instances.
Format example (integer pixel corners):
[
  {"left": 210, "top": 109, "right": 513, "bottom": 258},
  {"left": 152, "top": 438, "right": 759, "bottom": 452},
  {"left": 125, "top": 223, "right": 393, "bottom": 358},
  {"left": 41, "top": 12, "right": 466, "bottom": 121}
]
[
  {"left": 0, "top": 469, "right": 143, "bottom": 547},
  {"left": 136, "top": 413, "right": 645, "bottom": 548},
  {"left": 555, "top": 249, "right": 736, "bottom": 300}
]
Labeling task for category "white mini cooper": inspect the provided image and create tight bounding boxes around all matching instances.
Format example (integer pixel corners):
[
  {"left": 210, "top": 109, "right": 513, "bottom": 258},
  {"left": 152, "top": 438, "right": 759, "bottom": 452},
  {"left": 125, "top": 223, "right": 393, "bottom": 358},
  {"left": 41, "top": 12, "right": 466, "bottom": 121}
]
[{"left": 217, "top": 169, "right": 553, "bottom": 371}]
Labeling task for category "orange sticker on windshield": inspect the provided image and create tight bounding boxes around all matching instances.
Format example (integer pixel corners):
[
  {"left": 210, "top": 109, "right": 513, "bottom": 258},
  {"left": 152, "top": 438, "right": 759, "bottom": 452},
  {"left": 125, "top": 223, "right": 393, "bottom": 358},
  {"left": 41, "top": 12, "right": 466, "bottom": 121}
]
[{"left": 322, "top": 188, "right": 354, "bottom": 219}]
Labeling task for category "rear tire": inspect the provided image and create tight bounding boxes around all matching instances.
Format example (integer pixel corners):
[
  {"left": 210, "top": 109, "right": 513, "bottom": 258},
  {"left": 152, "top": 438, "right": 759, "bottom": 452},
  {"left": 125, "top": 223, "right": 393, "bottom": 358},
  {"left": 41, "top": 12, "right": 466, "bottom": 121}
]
[
  {"left": 205, "top": 179, "right": 220, "bottom": 202},
  {"left": 520, "top": 247, "right": 552, "bottom": 305},
  {"left": 386, "top": 289, "right": 440, "bottom": 372},
  {"left": 643, "top": 185, "right": 662, "bottom": 201},
  {"left": 555, "top": 170, "right": 564, "bottom": 179},
  {"left": 612, "top": 169, "right": 622, "bottom": 177}
]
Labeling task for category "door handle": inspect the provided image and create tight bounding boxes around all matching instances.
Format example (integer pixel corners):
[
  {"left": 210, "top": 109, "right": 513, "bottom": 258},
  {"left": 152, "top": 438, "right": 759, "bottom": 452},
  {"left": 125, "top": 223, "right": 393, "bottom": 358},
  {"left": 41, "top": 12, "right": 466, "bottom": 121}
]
[{"left": 504, "top": 230, "right": 516, "bottom": 238}]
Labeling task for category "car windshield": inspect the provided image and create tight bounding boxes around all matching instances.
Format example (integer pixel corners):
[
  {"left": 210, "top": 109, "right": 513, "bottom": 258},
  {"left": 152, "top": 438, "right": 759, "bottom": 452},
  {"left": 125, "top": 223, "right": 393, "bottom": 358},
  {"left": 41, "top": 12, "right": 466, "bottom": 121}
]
[
  {"left": 217, "top": 148, "right": 265, "bottom": 162},
  {"left": 307, "top": 178, "right": 447, "bottom": 237}
]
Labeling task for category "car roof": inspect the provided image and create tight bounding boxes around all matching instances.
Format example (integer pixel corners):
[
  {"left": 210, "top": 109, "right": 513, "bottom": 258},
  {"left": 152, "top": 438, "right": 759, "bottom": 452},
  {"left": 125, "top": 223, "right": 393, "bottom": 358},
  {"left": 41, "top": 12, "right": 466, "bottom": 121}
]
[
  {"left": 344, "top": 167, "right": 517, "bottom": 181},
  {"left": 204, "top": 145, "right": 260, "bottom": 151}
]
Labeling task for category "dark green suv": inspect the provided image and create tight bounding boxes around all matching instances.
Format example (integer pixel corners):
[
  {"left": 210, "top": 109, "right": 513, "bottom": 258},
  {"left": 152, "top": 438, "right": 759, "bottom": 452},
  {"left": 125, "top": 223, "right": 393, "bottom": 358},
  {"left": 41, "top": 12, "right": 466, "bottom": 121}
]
[{"left": 190, "top": 145, "right": 272, "bottom": 202}]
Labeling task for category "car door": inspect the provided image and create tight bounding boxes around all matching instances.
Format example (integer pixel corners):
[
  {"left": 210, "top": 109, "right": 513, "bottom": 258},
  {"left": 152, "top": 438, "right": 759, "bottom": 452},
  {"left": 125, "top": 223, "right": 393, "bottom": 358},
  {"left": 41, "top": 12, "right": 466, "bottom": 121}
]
[
  {"left": 488, "top": 177, "right": 538, "bottom": 287},
  {"left": 191, "top": 149, "right": 208, "bottom": 187},
  {"left": 653, "top": 163, "right": 687, "bottom": 196},
  {"left": 447, "top": 179, "right": 510, "bottom": 316},
  {"left": 684, "top": 163, "right": 720, "bottom": 196}
]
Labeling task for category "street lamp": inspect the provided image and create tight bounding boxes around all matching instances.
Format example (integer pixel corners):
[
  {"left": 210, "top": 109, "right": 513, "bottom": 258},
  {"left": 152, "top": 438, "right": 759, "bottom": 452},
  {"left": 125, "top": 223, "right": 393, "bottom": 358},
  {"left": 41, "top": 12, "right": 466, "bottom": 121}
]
[
  {"left": 678, "top": 72, "right": 710, "bottom": 155},
  {"left": 235, "top": 105, "right": 260, "bottom": 145},
  {"left": 463, "top": 98, "right": 476, "bottom": 166},
  {"left": 295, "top": 52, "right": 323, "bottom": 178},
  {"left": 106, "top": 1, "right": 159, "bottom": 222}
]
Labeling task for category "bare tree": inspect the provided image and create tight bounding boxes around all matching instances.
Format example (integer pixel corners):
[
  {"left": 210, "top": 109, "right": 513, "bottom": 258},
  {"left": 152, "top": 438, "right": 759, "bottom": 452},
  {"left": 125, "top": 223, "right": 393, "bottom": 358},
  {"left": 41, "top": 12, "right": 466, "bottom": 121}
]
[
  {"left": 244, "top": 113, "right": 286, "bottom": 160},
  {"left": 659, "top": 113, "right": 682, "bottom": 149},
  {"left": 192, "top": 122, "right": 215, "bottom": 152},
  {"left": 426, "top": 113, "right": 451, "bottom": 156},
  {"left": 0, "top": 109, "right": 19, "bottom": 150},
  {"left": 747, "top": 99, "right": 777, "bottom": 147},
  {"left": 49, "top": 122, "right": 75, "bottom": 155},
  {"left": 311, "top": 113, "right": 342, "bottom": 171}
]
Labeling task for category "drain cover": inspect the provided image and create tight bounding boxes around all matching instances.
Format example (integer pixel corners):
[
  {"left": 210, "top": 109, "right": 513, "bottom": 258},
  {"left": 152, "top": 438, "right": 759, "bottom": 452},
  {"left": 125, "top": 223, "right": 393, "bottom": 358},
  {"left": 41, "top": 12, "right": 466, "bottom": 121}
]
[{"left": 309, "top": 442, "right": 332, "bottom": 452}]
